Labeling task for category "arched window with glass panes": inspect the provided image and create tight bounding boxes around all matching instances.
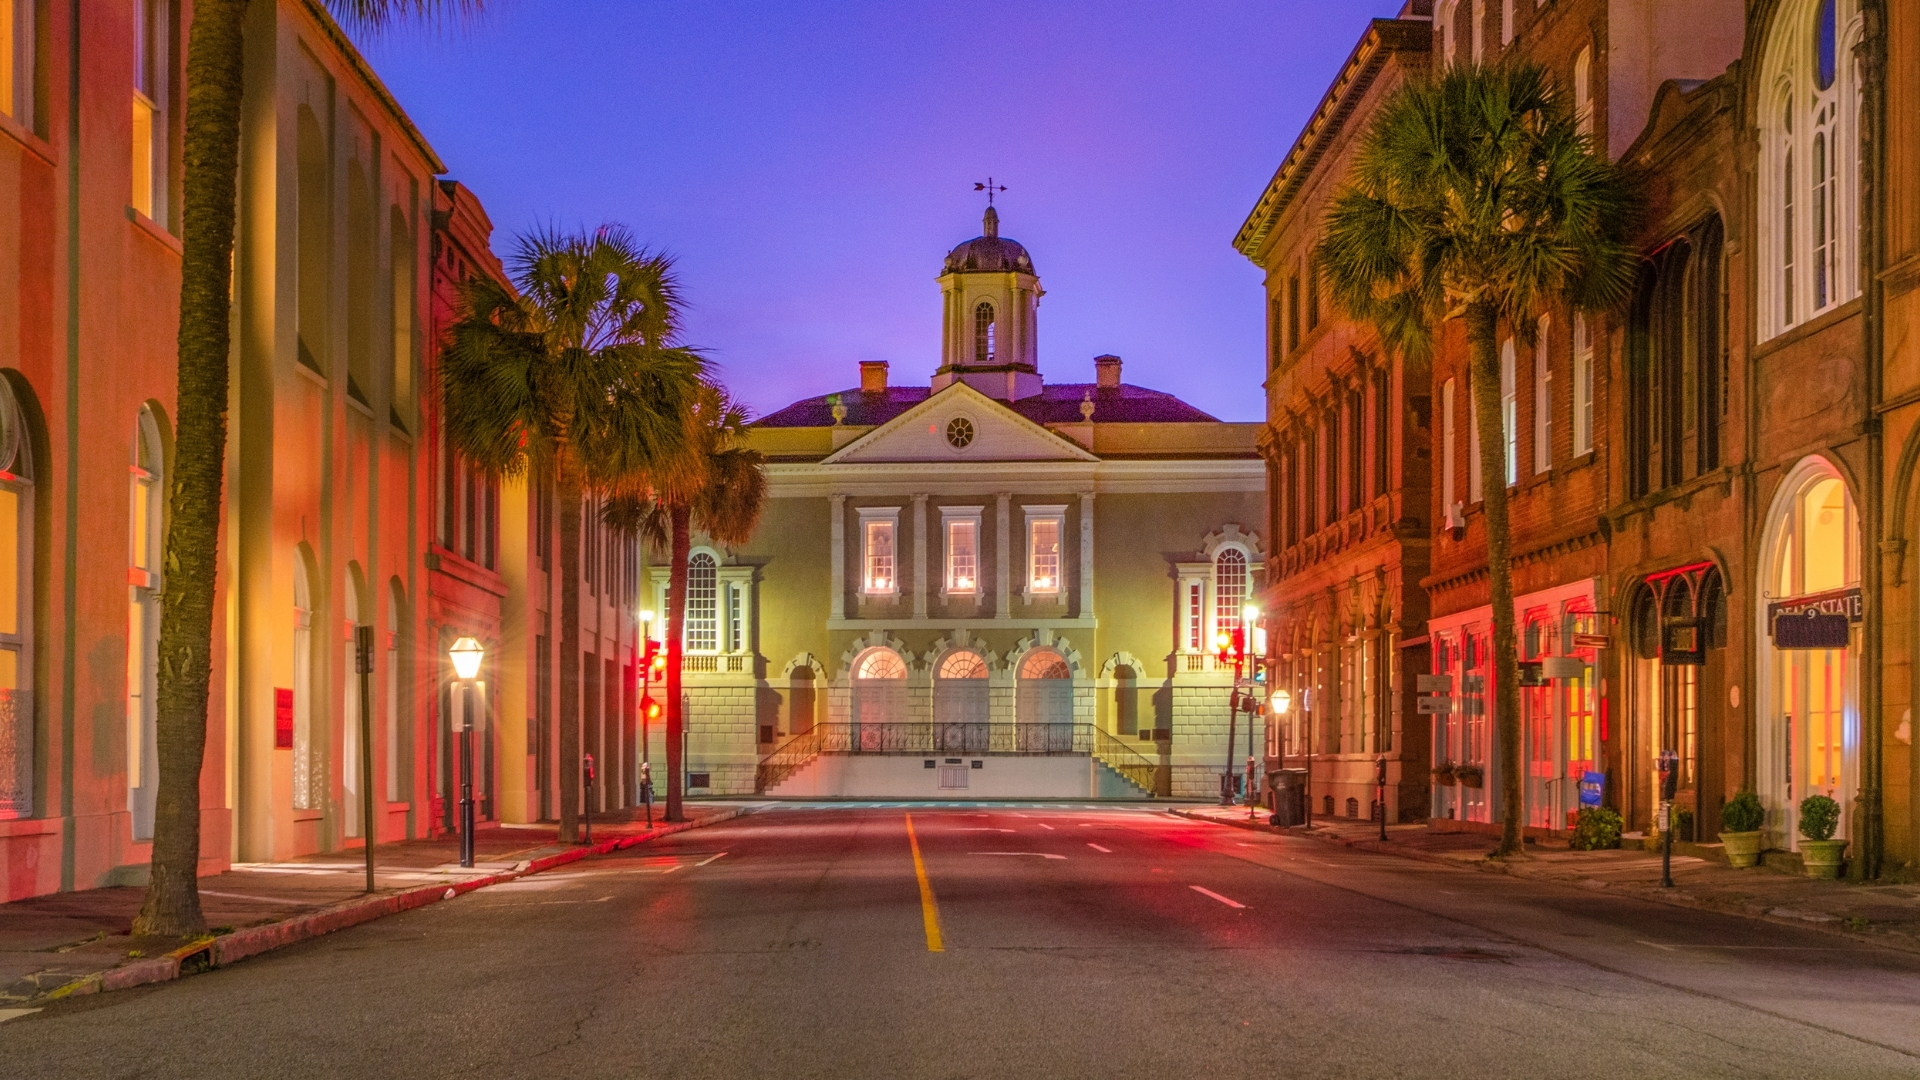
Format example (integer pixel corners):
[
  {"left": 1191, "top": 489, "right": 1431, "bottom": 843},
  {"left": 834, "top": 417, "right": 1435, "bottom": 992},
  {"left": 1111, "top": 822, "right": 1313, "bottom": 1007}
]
[
  {"left": 128, "top": 408, "right": 164, "bottom": 839},
  {"left": 0, "top": 378, "right": 33, "bottom": 820},
  {"left": 1758, "top": 0, "right": 1862, "bottom": 339},
  {"left": 974, "top": 301, "right": 996, "bottom": 363},
  {"left": 684, "top": 553, "right": 718, "bottom": 653}
]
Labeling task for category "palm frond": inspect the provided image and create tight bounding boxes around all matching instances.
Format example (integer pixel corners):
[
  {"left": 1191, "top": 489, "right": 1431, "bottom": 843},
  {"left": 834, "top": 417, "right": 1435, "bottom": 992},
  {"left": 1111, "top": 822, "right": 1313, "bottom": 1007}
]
[{"left": 322, "top": 0, "right": 484, "bottom": 34}]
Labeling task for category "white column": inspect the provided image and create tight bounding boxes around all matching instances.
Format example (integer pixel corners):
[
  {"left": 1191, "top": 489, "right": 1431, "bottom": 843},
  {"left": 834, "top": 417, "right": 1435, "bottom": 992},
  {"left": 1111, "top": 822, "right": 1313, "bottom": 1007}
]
[
  {"left": 829, "top": 494, "right": 846, "bottom": 620},
  {"left": 995, "top": 492, "right": 1012, "bottom": 620},
  {"left": 1079, "top": 491, "right": 1095, "bottom": 621},
  {"left": 913, "top": 494, "right": 929, "bottom": 620}
]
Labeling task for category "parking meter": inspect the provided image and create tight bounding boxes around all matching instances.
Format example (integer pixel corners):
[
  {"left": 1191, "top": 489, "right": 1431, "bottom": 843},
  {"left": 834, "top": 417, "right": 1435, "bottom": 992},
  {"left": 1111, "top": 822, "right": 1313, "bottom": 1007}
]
[
  {"left": 1657, "top": 749, "right": 1679, "bottom": 803},
  {"left": 583, "top": 754, "right": 596, "bottom": 845},
  {"left": 1656, "top": 749, "right": 1679, "bottom": 887},
  {"left": 640, "top": 761, "right": 654, "bottom": 827}
]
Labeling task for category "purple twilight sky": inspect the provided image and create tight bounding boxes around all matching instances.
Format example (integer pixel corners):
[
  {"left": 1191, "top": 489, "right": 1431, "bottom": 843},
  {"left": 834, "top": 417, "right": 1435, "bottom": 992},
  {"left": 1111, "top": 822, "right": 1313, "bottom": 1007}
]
[{"left": 357, "top": 1, "right": 1408, "bottom": 423}]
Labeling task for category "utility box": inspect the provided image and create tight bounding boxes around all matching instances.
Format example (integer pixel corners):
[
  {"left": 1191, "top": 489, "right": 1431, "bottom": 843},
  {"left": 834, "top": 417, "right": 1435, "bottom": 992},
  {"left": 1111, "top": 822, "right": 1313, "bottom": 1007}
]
[{"left": 1268, "top": 768, "right": 1308, "bottom": 827}]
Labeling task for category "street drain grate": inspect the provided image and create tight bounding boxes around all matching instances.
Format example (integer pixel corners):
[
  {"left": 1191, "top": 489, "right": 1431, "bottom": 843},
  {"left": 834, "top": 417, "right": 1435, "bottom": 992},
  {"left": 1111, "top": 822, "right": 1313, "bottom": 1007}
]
[{"left": 1398, "top": 947, "right": 1512, "bottom": 963}]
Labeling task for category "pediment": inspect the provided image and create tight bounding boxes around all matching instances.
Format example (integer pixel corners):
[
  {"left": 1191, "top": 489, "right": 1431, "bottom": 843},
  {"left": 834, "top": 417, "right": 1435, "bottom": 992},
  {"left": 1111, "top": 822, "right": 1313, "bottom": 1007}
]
[{"left": 823, "top": 383, "right": 1097, "bottom": 464}]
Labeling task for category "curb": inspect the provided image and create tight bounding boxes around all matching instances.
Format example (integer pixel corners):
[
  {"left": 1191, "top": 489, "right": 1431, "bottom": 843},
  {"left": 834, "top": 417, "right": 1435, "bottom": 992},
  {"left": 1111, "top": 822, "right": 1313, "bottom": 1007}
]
[
  {"left": 33, "top": 806, "right": 754, "bottom": 1004},
  {"left": 1168, "top": 808, "right": 1920, "bottom": 956}
]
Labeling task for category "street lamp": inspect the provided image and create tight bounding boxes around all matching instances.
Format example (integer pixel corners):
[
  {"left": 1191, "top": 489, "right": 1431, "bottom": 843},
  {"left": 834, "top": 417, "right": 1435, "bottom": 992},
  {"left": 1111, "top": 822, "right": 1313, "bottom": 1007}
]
[{"left": 448, "top": 636, "right": 485, "bottom": 868}]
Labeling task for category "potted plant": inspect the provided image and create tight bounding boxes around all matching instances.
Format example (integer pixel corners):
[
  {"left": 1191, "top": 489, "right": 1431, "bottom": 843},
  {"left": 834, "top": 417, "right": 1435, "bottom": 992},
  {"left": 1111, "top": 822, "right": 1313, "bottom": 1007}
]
[
  {"left": 1570, "top": 807, "right": 1622, "bottom": 851},
  {"left": 1431, "top": 761, "right": 1457, "bottom": 786},
  {"left": 1797, "top": 795, "right": 1846, "bottom": 879},
  {"left": 1455, "top": 764, "right": 1484, "bottom": 789},
  {"left": 1719, "top": 790, "right": 1765, "bottom": 868}
]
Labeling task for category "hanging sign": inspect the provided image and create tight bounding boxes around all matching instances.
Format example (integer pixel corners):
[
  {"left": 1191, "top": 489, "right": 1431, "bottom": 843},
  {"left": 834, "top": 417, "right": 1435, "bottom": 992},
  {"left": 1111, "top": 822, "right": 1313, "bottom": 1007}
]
[
  {"left": 1578, "top": 770, "right": 1604, "bottom": 808},
  {"left": 1416, "top": 674, "right": 1452, "bottom": 693},
  {"left": 1768, "top": 587, "right": 1862, "bottom": 649},
  {"left": 1415, "top": 695, "right": 1453, "bottom": 715},
  {"left": 274, "top": 688, "right": 294, "bottom": 749}
]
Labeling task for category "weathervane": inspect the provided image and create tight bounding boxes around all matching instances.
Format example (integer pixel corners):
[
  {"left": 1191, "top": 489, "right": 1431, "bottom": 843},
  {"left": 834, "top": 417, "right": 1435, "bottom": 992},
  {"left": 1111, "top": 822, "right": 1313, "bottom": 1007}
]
[{"left": 974, "top": 178, "right": 1007, "bottom": 206}]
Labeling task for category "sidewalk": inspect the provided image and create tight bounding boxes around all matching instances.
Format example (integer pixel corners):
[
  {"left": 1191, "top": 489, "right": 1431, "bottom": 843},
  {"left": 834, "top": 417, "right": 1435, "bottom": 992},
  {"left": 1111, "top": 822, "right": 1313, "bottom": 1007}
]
[
  {"left": 0, "top": 802, "right": 757, "bottom": 1007},
  {"left": 1173, "top": 805, "right": 1920, "bottom": 953}
]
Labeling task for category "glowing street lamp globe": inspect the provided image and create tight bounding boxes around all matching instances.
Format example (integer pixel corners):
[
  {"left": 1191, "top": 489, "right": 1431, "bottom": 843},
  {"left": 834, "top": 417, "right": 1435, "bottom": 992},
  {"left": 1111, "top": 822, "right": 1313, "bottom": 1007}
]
[
  {"left": 449, "top": 636, "right": 485, "bottom": 681},
  {"left": 1271, "top": 689, "right": 1291, "bottom": 716}
]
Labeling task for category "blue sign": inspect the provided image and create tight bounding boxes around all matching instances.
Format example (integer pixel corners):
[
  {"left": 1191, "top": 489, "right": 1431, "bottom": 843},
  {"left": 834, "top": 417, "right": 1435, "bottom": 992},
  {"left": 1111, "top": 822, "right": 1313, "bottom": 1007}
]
[{"left": 1578, "top": 771, "right": 1605, "bottom": 808}]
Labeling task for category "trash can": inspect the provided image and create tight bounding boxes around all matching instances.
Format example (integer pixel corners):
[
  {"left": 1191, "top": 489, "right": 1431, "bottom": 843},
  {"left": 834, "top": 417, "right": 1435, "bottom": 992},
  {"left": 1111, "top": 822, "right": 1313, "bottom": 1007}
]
[{"left": 1268, "top": 768, "right": 1308, "bottom": 827}]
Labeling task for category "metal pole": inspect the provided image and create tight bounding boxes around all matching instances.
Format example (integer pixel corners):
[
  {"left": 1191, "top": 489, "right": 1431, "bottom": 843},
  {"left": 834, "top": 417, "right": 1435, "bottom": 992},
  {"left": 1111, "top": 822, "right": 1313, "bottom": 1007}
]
[
  {"left": 356, "top": 625, "right": 376, "bottom": 892},
  {"left": 458, "top": 680, "right": 474, "bottom": 869},
  {"left": 1377, "top": 756, "right": 1388, "bottom": 842},
  {"left": 1221, "top": 655, "right": 1240, "bottom": 806},
  {"left": 584, "top": 753, "right": 594, "bottom": 846}
]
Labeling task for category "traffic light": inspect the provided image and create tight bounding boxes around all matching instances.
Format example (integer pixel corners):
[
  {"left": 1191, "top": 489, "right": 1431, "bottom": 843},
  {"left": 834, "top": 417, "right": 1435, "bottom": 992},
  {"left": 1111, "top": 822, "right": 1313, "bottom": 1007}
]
[
  {"left": 1214, "top": 627, "right": 1247, "bottom": 665},
  {"left": 644, "top": 636, "right": 666, "bottom": 680}
]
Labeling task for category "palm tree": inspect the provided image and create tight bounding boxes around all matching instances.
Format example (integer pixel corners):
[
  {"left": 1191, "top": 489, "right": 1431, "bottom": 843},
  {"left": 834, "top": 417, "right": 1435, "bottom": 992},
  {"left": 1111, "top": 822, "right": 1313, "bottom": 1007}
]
[
  {"left": 441, "top": 227, "right": 703, "bottom": 842},
  {"left": 137, "top": 0, "right": 483, "bottom": 939},
  {"left": 1316, "top": 61, "right": 1639, "bottom": 857},
  {"left": 604, "top": 383, "right": 767, "bottom": 821}
]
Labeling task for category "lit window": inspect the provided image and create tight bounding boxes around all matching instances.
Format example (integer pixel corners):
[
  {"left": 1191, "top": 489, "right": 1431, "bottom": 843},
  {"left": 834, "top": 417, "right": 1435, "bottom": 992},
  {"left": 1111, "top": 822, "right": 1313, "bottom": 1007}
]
[
  {"left": 726, "top": 582, "right": 743, "bottom": 653},
  {"left": 1760, "top": 0, "right": 1859, "bottom": 338},
  {"left": 0, "top": 380, "right": 32, "bottom": 820},
  {"left": 1026, "top": 510, "right": 1063, "bottom": 595},
  {"left": 861, "top": 513, "right": 897, "bottom": 595},
  {"left": 128, "top": 409, "right": 163, "bottom": 839},
  {"left": 131, "top": 0, "right": 168, "bottom": 222},
  {"left": 2, "top": 0, "right": 36, "bottom": 127},
  {"left": 685, "top": 553, "right": 718, "bottom": 651},
  {"left": 974, "top": 301, "right": 996, "bottom": 363},
  {"left": 1572, "top": 315, "right": 1593, "bottom": 456},
  {"left": 944, "top": 512, "right": 980, "bottom": 594}
]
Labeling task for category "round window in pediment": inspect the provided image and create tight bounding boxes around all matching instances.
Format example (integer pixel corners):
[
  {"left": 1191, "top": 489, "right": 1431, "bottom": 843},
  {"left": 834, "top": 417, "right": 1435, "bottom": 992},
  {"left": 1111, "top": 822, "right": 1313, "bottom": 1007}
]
[{"left": 945, "top": 416, "right": 976, "bottom": 450}]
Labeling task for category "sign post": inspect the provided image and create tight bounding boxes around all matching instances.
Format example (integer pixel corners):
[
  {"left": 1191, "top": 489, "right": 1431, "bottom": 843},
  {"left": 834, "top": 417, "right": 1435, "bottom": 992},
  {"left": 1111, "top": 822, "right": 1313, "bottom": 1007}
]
[{"left": 355, "top": 625, "right": 375, "bottom": 894}]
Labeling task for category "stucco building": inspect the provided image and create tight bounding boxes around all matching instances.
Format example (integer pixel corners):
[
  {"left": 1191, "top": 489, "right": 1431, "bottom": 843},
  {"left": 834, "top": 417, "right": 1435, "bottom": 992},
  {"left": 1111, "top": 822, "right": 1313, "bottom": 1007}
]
[{"left": 680, "top": 208, "right": 1267, "bottom": 799}]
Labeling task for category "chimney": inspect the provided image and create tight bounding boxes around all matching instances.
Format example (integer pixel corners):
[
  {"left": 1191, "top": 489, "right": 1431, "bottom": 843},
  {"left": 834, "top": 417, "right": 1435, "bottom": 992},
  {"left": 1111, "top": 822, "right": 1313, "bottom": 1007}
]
[
  {"left": 860, "top": 360, "right": 889, "bottom": 394},
  {"left": 1094, "top": 354, "right": 1122, "bottom": 389}
]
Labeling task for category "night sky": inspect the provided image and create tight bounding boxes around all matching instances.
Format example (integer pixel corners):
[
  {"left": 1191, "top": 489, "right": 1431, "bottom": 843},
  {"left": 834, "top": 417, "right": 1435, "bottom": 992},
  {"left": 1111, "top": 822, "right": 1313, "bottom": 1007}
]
[{"left": 357, "top": 1, "right": 1408, "bottom": 422}]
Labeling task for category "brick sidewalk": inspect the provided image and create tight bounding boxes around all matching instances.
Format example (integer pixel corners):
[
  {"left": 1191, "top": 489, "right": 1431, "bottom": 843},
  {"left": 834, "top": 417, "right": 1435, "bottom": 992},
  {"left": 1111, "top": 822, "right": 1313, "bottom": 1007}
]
[
  {"left": 1173, "top": 805, "right": 1920, "bottom": 952},
  {"left": 0, "top": 802, "right": 756, "bottom": 1005}
]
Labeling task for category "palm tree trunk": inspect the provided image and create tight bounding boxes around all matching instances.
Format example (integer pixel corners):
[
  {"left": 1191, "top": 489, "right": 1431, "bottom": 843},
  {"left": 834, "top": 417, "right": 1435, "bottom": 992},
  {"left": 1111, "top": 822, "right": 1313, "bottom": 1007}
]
[
  {"left": 1465, "top": 301, "right": 1524, "bottom": 858},
  {"left": 556, "top": 466, "right": 583, "bottom": 842},
  {"left": 134, "top": 0, "right": 250, "bottom": 939},
  {"left": 664, "top": 505, "right": 690, "bottom": 822}
]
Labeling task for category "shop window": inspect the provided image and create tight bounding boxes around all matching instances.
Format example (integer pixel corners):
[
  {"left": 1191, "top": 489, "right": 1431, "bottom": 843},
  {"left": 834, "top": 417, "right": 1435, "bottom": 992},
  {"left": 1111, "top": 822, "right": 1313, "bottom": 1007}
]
[{"left": 0, "top": 379, "right": 34, "bottom": 819}]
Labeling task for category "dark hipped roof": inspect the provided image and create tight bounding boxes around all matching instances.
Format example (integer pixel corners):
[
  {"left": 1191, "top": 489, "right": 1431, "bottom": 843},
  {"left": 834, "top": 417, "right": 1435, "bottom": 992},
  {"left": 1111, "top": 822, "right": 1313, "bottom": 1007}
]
[{"left": 754, "top": 382, "right": 1219, "bottom": 429}]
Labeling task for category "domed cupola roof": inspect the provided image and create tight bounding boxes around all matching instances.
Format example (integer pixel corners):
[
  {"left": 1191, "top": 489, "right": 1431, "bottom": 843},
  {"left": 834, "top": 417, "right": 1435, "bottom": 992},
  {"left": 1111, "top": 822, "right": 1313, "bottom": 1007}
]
[{"left": 942, "top": 207, "right": 1036, "bottom": 275}]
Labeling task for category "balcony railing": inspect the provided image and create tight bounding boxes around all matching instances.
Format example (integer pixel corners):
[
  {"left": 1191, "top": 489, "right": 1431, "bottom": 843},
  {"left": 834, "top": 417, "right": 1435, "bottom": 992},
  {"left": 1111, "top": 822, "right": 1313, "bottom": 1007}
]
[{"left": 817, "top": 722, "right": 1090, "bottom": 756}]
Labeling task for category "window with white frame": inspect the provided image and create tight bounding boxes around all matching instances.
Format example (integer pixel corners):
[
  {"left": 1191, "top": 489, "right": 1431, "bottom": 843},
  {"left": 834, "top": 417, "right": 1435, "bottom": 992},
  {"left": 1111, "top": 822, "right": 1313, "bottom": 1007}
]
[
  {"left": 1533, "top": 315, "right": 1551, "bottom": 475},
  {"left": 1468, "top": 387, "right": 1484, "bottom": 503},
  {"left": 685, "top": 553, "right": 718, "bottom": 652},
  {"left": 1572, "top": 314, "right": 1594, "bottom": 455},
  {"left": 727, "top": 582, "right": 744, "bottom": 653},
  {"left": 1441, "top": 378, "right": 1457, "bottom": 512},
  {"left": 1025, "top": 506, "right": 1065, "bottom": 595},
  {"left": 1471, "top": 0, "right": 1485, "bottom": 63},
  {"left": 1573, "top": 45, "right": 1593, "bottom": 137},
  {"left": 1500, "top": 0, "right": 1514, "bottom": 46},
  {"left": 1214, "top": 548, "right": 1249, "bottom": 642},
  {"left": 1186, "top": 580, "right": 1204, "bottom": 652},
  {"left": 128, "top": 409, "right": 163, "bottom": 839},
  {"left": 1500, "top": 338, "right": 1518, "bottom": 487},
  {"left": 859, "top": 508, "right": 899, "bottom": 595},
  {"left": 131, "top": 0, "right": 169, "bottom": 223},
  {"left": 1, "top": 0, "right": 38, "bottom": 128},
  {"left": 942, "top": 507, "right": 982, "bottom": 594},
  {"left": 1759, "top": 0, "right": 1861, "bottom": 339}
]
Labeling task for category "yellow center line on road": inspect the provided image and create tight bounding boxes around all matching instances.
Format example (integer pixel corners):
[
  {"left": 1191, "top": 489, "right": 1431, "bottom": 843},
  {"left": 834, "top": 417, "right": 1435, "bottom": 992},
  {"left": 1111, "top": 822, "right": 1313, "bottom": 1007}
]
[{"left": 905, "top": 814, "right": 945, "bottom": 953}]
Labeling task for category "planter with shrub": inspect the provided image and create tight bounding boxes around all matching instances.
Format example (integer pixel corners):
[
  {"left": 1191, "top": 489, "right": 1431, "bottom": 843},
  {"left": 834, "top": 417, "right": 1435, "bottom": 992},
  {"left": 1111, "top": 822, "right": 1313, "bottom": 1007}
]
[
  {"left": 1455, "top": 764, "right": 1484, "bottom": 789},
  {"left": 1431, "top": 762, "right": 1456, "bottom": 786},
  {"left": 1719, "top": 790, "right": 1765, "bottom": 868},
  {"left": 1570, "top": 807, "right": 1622, "bottom": 851},
  {"left": 1797, "top": 794, "right": 1846, "bottom": 879}
]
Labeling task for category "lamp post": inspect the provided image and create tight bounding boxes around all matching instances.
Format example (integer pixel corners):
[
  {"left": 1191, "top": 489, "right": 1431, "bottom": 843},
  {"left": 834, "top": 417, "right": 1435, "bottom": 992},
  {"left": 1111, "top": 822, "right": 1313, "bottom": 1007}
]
[
  {"left": 449, "top": 636, "right": 485, "bottom": 869},
  {"left": 355, "top": 625, "right": 376, "bottom": 892},
  {"left": 1271, "top": 688, "right": 1291, "bottom": 825},
  {"left": 1245, "top": 605, "right": 1262, "bottom": 814}
]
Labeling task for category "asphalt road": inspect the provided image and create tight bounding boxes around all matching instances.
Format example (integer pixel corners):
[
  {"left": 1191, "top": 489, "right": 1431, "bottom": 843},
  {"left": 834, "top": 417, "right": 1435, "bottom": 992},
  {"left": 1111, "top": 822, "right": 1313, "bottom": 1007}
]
[{"left": 6, "top": 804, "right": 1920, "bottom": 1079}]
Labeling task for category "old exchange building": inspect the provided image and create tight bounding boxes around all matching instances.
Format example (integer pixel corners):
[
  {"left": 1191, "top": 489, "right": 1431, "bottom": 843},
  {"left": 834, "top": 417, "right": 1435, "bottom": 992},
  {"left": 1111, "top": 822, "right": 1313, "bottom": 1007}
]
[{"left": 1249, "top": 0, "right": 1920, "bottom": 876}]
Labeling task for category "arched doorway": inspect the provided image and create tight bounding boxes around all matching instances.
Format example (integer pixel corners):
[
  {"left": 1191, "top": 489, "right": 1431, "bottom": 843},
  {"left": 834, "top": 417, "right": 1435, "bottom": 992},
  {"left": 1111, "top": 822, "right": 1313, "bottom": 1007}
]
[
  {"left": 850, "top": 647, "right": 907, "bottom": 752},
  {"left": 1757, "top": 458, "right": 1860, "bottom": 849},
  {"left": 1016, "top": 649, "right": 1072, "bottom": 752},
  {"left": 934, "top": 650, "right": 988, "bottom": 753}
]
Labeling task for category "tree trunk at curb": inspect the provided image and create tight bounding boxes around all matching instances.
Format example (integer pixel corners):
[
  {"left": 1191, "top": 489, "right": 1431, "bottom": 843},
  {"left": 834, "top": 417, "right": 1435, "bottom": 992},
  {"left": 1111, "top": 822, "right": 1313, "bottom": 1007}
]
[
  {"left": 135, "top": 0, "right": 250, "bottom": 939},
  {"left": 665, "top": 505, "right": 690, "bottom": 822},
  {"left": 1464, "top": 301, "right": 1524, "bottom": 858},
  {"left": 556, "top": 466, "right": 583, "bottom": 842}
]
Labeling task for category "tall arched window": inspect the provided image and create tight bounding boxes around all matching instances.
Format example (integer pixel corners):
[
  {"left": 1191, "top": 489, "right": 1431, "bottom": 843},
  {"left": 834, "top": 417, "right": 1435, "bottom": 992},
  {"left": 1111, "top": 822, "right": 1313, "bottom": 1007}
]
[
  {"left": 292, "top": 554, "right": 317, "bottom": 811},
  {"left": 386, "top": 580, "right": 405, "bottom": 803},
  {"left": 684, "top": 553, "right": 718, "bottom": 652},
  {"left": 1016, "top": 649, "right": 1072, "bottom": 750},
  {"left": 1760, "top": 0, "right": 1861, "bottom": 338},
  {"left": 1628, "top": 215, "right": 1726, "bottom": 496},
  {"left": 342, "top": 566, "right": 365, "bottom": 838},
  {"left": 934, "top": 650, "right": 989, "bottom": 752},
  {"left": 1572, "top": 46, "right": 1593, "bottom": 137},
  {"left": 1214, "top": 548, "right": 1249, "bottom": 642},
  {"left": 128, "top": 408, "right": 163, "bottom": 839},
  {"left": 390, "top": 206, "right": 415, "bottom": 430},
  {"left": 851, "top": 647, "right": 907, "bottom": 748},
  {"left": 974, "top": 301, "right": 995, "bottom": 363},
  {"left": 0, "top": 378, "right": 34, "bottom": 819}
]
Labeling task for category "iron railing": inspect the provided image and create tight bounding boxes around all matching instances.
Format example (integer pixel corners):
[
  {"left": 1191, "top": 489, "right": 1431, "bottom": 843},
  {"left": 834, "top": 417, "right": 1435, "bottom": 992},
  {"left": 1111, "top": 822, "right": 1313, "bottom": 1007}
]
[
  {"left": 755, "top": 726, "right": 823, "bottom": 793},
  {"left": 1092, "top": 727, "right": 1161, "bottom": 795},
  {"left": 816, "top": 722, "right": 1090, "bottom": 756}
]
